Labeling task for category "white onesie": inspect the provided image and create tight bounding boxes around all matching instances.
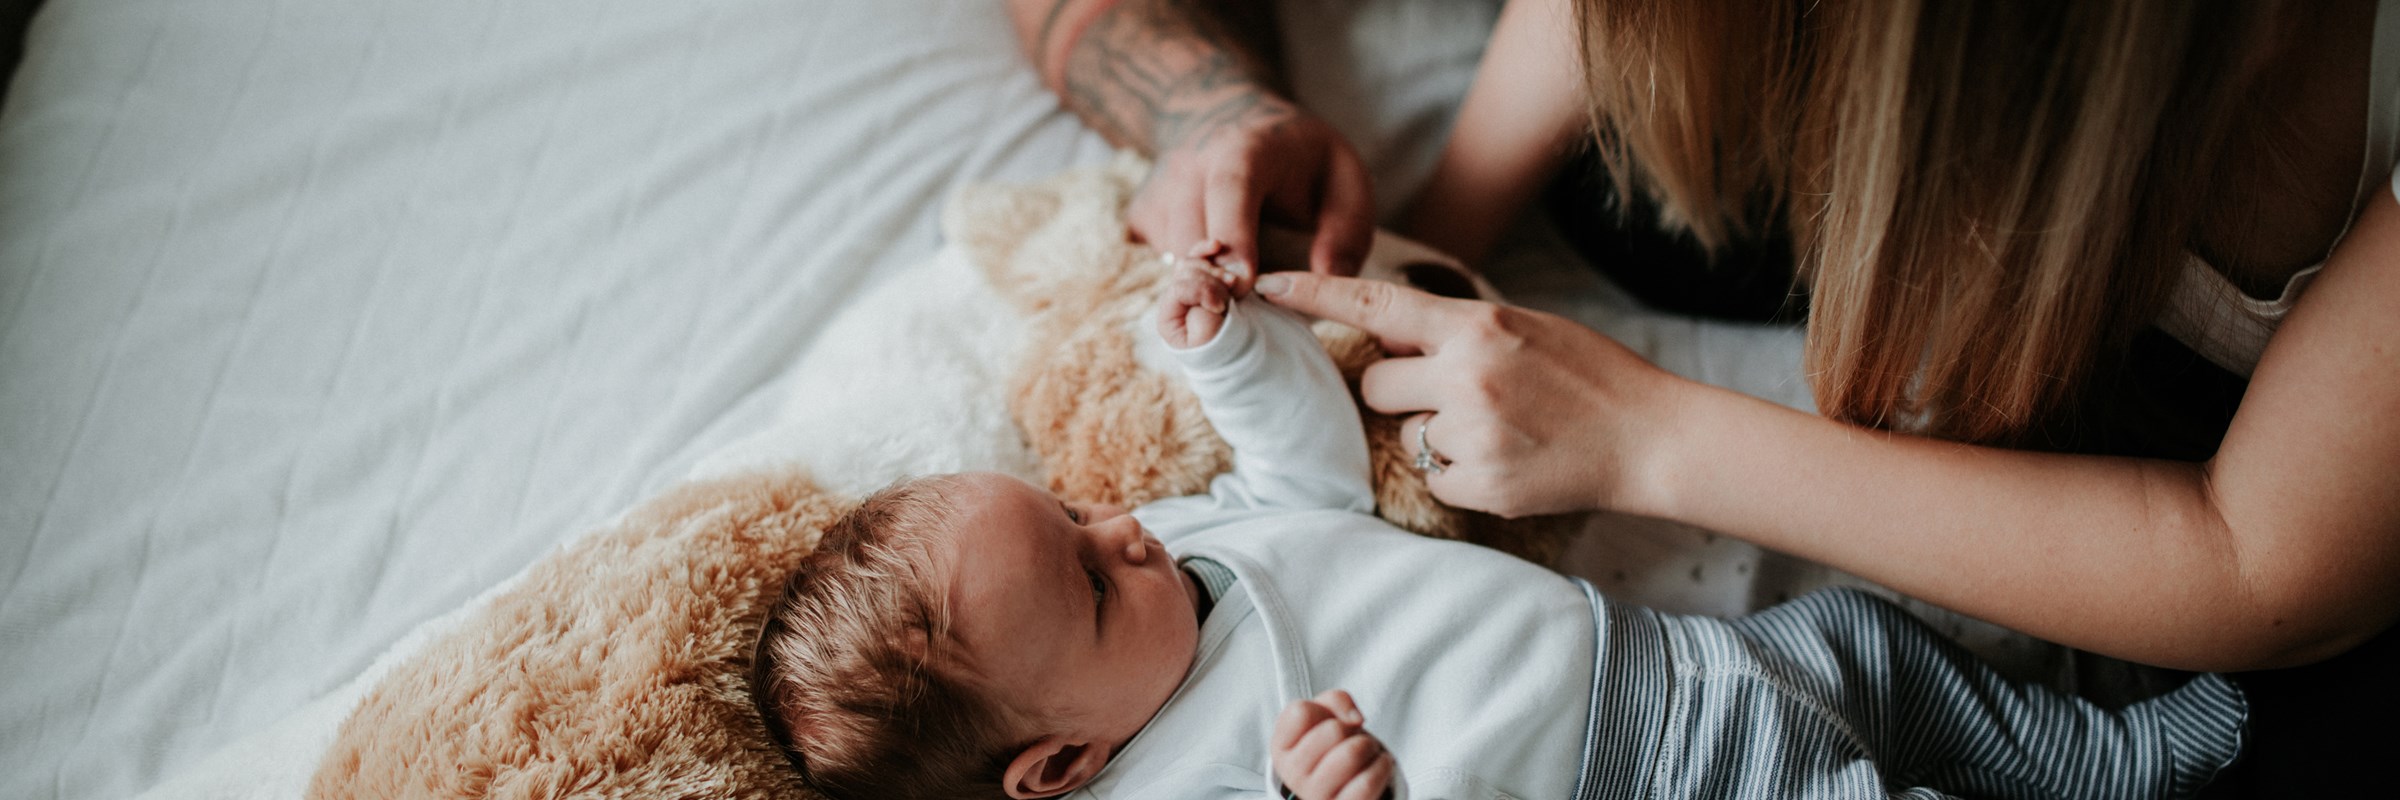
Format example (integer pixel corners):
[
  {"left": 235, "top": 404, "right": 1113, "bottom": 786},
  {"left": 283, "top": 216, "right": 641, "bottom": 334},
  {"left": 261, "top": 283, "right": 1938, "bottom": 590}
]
[{"left": 1078, "top": 300, "right": 1600, "bottom": 800}]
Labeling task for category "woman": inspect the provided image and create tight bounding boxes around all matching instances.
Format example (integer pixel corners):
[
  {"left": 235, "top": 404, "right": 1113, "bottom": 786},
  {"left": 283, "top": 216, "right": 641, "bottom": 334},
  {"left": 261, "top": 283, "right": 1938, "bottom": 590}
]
[{"left": 1009, "top": 0, "right": 2398, "bottom": 792}]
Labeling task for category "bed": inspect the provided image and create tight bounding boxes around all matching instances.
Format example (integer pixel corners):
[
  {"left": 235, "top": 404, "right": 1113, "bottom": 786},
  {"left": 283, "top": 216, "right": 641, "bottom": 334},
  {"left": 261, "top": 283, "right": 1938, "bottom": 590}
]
[{"left": 0, "top": 2, "right": 2017, "bottom": 796}]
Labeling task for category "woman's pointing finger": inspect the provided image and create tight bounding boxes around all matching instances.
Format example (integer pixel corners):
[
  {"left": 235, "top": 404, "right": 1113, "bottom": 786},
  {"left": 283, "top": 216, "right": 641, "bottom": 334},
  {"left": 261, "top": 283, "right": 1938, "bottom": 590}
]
[{"left": 1256, "top": 271, "right": 1463, "bottom": 355}]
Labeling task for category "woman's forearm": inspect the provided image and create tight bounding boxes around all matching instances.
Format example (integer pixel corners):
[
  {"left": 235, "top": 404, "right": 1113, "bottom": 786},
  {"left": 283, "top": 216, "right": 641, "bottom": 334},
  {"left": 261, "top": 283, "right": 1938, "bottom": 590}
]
[
  {"left": 1642, "top": 192, "right": 2400, "bottom": 672},
  {"left": 1005, "top": 0, "right": 1288, "bottom": 155},
  {"left": 1638, "top": 380, "right": 2387, "bottom": 671}
]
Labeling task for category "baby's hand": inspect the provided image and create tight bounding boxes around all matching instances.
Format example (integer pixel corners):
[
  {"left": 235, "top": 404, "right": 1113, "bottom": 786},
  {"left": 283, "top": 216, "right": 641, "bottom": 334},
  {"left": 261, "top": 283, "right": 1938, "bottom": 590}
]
[
  {"left": 1157, "top": 240, "right": 1243, "bottom": 349},
  {"left": 1271, "top": 689, "right": 1398, "bottom": 800}
]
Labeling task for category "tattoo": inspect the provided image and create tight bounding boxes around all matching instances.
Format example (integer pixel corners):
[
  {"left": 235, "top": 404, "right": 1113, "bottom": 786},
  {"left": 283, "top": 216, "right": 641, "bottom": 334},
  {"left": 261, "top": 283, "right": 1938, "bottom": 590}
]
[
  {"left": 1033, "top": 0, "right": 1075, "bottom": 67},
  {"left": 1054, "top": 0, "right": 1293, "bottom": 156}
]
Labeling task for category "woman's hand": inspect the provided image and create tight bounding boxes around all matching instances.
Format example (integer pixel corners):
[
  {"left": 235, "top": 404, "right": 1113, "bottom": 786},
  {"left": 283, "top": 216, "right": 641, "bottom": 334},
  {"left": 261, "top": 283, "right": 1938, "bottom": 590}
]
[
  {"left": 1126, "top": 92, "right": 1374, "bottom": 292},
  {"left": 1272, "top": 689, "right": 1398, "bottom": 800},
  {"left": 1258, "top": 271, "right": 1685, "bottom": 518}
]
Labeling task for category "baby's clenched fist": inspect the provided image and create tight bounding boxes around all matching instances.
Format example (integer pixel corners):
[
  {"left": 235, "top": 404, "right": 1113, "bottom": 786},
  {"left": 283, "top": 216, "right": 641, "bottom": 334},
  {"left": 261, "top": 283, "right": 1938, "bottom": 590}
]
[
  {"left": 1156, "top": 240, "right": 1245, "bottom": 349},
  {"left": 1271, "top": 689, "right": 1399, "bottom": 800}
]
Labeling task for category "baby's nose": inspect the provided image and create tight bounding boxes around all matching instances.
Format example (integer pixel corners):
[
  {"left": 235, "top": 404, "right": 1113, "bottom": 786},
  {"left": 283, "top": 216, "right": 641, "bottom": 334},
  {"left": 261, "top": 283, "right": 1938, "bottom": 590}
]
[{"left": 1110, "top": 517, "right": 1151, "bottom": 565}]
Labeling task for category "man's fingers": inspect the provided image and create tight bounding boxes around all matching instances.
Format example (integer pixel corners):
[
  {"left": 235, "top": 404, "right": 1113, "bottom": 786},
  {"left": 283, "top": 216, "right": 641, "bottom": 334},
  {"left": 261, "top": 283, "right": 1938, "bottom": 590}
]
[
  {"left": 1167, "top": 192, "right": 1206, "bottom": 265},
  {"left": 1260, "top": 273, "right": 1454, "bottom": 352},
  {"left": 1131, "top": 178, "right": 1207, "bottom": 266},
  {"left": 1203, "top": 163, "right": 1265, "bottom": 287},
  {"left": 1309, "top": 149, "right": 1373, "bottom": 277}
]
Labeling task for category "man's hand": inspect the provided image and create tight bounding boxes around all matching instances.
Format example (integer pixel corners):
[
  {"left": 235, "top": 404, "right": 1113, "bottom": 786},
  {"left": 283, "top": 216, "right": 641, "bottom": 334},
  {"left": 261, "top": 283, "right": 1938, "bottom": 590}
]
[
  {"left": 1007, "top": 0, "right": 1374, "bottom": 283},
  {"left": 1128, "top": 92, "right": 1373, "bottom": 288},
  {"left": 1271, "top": 689, "right": 1398, "bottom": 800}
]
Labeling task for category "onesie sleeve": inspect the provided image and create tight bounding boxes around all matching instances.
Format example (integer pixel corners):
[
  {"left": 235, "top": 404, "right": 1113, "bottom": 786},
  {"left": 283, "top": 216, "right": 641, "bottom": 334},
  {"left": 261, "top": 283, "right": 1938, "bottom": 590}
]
[{"left": 1158, "top": 298, "right": 1376, "bottom": 514}]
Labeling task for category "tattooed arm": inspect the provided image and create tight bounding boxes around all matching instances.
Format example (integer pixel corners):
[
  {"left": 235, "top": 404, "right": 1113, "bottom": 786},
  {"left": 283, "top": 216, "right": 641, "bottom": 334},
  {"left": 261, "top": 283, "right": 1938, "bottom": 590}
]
[{"left": 1006, "top": 0, "right": 1374, "bottom": 282}]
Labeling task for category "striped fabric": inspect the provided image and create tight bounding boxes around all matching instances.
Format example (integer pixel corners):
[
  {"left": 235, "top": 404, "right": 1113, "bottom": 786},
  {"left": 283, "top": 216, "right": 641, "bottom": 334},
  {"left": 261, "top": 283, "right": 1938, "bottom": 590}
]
[
  {"left": 1573, "top": 588, "right": 2245, "bottom": 799},
  {"left": 1182, "top": 556, "right": 1240, "bottom": 605}
]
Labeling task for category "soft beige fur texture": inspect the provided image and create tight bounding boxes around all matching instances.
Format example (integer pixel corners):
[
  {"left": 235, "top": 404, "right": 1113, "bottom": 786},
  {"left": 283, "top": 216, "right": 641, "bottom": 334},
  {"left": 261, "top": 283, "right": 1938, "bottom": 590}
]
[
  {"left": 309, "top": 470, "right": 837, "bottom": 798},
  {"left": 308, "top": 161, "right": 1578, "bottom": 798}
]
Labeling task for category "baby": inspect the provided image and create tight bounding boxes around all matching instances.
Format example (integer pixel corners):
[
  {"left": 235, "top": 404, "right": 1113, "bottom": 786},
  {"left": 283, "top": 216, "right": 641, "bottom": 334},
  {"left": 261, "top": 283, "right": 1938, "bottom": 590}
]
[{"left": 751, "top": 257, "right": 2246, "bottom": 800}]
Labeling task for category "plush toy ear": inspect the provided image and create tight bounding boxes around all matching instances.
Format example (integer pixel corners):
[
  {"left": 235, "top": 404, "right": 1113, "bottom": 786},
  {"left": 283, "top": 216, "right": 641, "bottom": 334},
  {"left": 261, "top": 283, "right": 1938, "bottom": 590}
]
[{"left": 1002, "top": 735, "right": 1108, "bottom": 799}]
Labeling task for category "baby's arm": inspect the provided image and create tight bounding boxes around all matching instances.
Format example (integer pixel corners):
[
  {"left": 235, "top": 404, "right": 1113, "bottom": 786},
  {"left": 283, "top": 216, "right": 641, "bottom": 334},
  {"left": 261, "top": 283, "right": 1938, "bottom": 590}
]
[
  {"left": 1271, "top": 690, "right": 1403, "bottom": 800},
  {"left": 1155, "top": 257, "right": 1375, "bottom": 514}
]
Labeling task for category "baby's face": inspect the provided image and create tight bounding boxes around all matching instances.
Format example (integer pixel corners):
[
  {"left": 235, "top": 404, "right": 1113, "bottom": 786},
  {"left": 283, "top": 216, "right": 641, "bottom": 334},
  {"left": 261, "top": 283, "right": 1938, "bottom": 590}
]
[{"left": 936, "top": 472, "right": 1203, "bottom": 759}]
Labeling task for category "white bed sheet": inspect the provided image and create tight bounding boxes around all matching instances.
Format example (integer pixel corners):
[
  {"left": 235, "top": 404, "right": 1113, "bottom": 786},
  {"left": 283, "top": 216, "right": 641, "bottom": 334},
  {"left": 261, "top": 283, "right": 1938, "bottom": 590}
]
[
  {"left": 0, "top": 1, "right": 1499, "bottom": 795},
  {"left": 0, "top": 1, "right": 1968, "bottom": 797}
]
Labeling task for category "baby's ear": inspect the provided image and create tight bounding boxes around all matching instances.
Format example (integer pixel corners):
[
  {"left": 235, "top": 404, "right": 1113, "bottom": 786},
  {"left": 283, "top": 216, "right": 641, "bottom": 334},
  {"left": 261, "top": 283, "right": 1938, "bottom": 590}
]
[{"left": 1003, "top": 735, "right": 1108, "bottom": 799}]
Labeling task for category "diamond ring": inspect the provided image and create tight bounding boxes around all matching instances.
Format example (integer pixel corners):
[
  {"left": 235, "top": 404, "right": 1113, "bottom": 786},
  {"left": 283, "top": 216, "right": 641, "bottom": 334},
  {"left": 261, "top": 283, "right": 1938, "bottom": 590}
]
[{"left": 1414, "top": 416, "right": 1448, "bottom": 475}]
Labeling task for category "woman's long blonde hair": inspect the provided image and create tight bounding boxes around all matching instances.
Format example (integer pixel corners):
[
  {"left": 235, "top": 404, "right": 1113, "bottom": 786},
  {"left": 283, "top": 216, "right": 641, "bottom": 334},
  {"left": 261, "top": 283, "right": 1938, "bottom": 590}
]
[{"left": 1575, "top": 0, "right": 2293, "bottom": 443}]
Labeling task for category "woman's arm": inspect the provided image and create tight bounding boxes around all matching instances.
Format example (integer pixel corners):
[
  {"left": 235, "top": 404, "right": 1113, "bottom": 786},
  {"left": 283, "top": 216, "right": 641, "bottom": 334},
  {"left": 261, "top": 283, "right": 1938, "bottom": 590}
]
[
  {"left": 1401, "top": 0, "right": 1587, "bottom": 264},
  {"left": 1003, "top": 0, "right": 1374, "bottom": 282},
  {"left": 1255, "top": 191, "right": 2400, "bottom": 671},
  {"left": 1641, "top": 191, "right": 2400, "bottom": 671}
]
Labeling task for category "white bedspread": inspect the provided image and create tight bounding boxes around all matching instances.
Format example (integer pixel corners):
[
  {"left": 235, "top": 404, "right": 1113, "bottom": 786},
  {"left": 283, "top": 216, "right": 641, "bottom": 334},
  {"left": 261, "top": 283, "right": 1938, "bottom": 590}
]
[{"left": 0, "top": 2, "right": 1994, "bottom": 797}]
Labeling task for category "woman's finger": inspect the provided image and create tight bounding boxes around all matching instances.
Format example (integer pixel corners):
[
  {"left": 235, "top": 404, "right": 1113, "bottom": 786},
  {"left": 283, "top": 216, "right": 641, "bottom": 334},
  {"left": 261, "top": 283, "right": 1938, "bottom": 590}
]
[
  {"left": 1406, "top": 410, "right": 1469, "bottom": 475},
  {"left": 1356, "top": 357, "right": 1452, "bottom": 416},
  {"left": 1409, "top": 410, "right": 1483, "bottom": 509},
  {"left": 1404, "top": 411, "right": 1442, "bottom": 455},
  {"left": 1260, "top": 272, "right": 1463, "bottom": 353}
]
